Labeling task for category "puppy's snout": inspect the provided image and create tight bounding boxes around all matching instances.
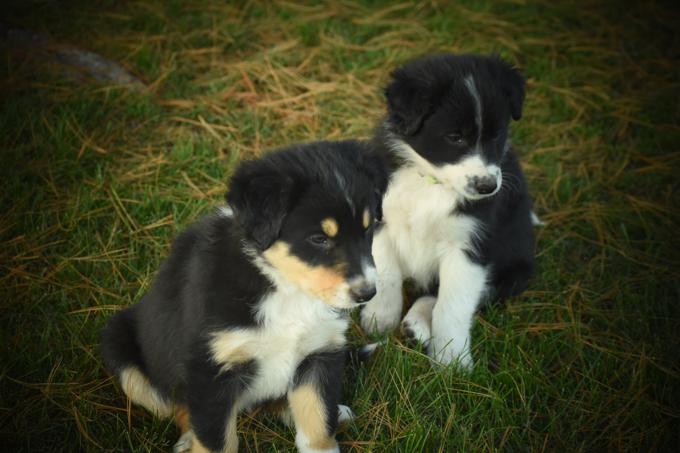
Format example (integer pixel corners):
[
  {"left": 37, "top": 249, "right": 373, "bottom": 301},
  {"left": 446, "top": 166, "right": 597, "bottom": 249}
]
[
  {"left": 350, "top": 282, "right": 377, "bottom": 303},
  {"left": 472, "top": 176, "right": 498, "bottom": 195}
]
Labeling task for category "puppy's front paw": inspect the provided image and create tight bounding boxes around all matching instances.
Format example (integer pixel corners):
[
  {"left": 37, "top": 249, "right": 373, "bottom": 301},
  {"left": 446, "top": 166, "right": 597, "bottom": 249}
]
[
  {"left": 172, "top": 430, "right": 193, "bottom": 453},
  {"left": 337, "top": 404, "right": 355, "bottom": 424},
  {"left": 360, "top": 295, "right": 402, "bottom": 334},
  {"left": 429, "top": 337, "right": 474, "bottom": 371},
  {"left": 295, "top": 431, "right": 340, "bottom": 453}
]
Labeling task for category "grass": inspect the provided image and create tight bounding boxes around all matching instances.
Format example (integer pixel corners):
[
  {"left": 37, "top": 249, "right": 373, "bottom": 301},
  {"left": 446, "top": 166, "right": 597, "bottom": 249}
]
[{"left": 1, "top": 0, "right": 678, "bottom": 451}]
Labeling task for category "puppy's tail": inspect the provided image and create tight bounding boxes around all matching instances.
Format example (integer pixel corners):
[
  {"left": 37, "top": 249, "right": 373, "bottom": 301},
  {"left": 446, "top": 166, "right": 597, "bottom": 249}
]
[
  {"left": 101, "top": 306, "right": 174, "bottom": 417},
  {"left": 101, "top": 306, "right": 144, "bottom": 375}
]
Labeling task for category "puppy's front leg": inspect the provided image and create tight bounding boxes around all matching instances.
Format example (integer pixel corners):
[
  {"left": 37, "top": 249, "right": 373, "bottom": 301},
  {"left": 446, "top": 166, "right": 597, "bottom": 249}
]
[
  {"left": 288, "top": 350, "right": 346, "bottom": 453},
  {"left": 360, "top": 229, "right": 403, "bottom": 333},
  {"left": 187, "top": 355, "right": 254, "bottom": 453},
  {"left": 430, "top": 249, "right": 487, "bottom": 369}
]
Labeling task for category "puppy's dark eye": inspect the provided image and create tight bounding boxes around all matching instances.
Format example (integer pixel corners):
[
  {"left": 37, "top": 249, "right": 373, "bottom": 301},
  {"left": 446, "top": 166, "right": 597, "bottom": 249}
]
[
  {"left": 307, "top": 234, "right": 330, "bottom": 249},
  {"left": 445, "top": 132, "right": 465, "bottom": 145}
]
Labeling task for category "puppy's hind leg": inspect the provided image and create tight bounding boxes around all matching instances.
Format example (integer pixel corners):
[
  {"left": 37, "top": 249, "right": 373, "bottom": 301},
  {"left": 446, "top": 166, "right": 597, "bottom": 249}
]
[
  {"left": 172, "top": 406, "right": 194, "bottom": 453},
  {"left": 187, "top": 357, "right": 255, "bottom": 453},
  {"left": 401, "top": 296, "right": 436, "bottom": 348},
  {"left": 289, "top": 350, "right": 346, "bottom": 453}
]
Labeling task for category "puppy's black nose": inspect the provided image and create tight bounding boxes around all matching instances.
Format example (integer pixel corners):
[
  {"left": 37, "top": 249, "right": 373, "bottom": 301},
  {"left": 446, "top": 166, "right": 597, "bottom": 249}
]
[
  {"left": 474, "top": 177, "right": 498, "bottom": 195},
  {"left": 350, "top": 285, "right": 377, "bottom": 303}
]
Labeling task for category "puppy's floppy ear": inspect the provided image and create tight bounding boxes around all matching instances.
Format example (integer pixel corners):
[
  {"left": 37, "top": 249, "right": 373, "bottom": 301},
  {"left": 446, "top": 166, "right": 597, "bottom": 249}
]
[
  {"left": 385, "top": 71, "right": 432, "bottom": 136},
  {"left": 227, "top": 163, "right": 295, "bottom": 250},
  {"left": 498, "top": 58, "right": 526, "bottom": 121}
]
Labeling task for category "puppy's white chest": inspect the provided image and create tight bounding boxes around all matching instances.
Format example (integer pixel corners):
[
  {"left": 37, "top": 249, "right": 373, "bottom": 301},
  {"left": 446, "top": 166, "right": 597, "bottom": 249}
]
[
  {"left": 381, "top": 168, "right": 479, "bottom": 284},
  {"left": 215, "top": 290, "right": 348, "bottom": 407}
]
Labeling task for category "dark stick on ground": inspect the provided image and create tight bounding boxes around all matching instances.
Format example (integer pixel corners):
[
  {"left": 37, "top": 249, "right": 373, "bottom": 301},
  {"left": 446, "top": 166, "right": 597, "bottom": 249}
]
[{"left": 1, "top": 23, "right": 146, "bottom": 91}]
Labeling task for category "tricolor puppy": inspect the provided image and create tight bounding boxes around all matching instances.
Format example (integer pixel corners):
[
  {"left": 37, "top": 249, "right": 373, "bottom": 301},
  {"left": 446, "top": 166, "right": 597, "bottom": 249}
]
[
  {"left": 360, "top": 53, "right": 536, "bottom": 368},
  {"left": 101, "top": 141, "right": 387, "bottom": 453}
]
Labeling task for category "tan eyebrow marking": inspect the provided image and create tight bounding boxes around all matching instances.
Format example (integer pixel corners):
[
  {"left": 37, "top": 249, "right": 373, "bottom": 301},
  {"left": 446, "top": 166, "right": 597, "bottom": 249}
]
[
  {"left": 362, "top": 208, "right": 371, "bottom": 229},
  {"left": 321, "top": 217, "right": 339, "bottom": 238}
]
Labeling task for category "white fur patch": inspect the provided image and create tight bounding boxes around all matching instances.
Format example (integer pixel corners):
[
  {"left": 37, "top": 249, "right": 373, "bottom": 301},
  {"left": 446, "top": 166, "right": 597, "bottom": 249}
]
[
  {"left": 347, "top": 257, "right": 378, "bottom": 304},
  {"left": 380, "top": 165, "right": 482, "bottom": 286},
  {"left": 464, "top": 75, "right": 483, "bottom": 147},
  {"left": 209, "top": 266, "right": 349, "bottom": 410},
  {"left": 361, "top": 258, "right": 378, "bottom": 288},
  {"left": 337, "top": 404, "right": 354, "bottom": 424},
  {"left": 333, "top": 169, "right": 354, "bottom": 215},
  {"left": 173, "top": 430, "right": 194, "bottom": 453},
  {"left": 359, "top": 341, "right": 383, "bottom": 357},
  {"left": 531, "top": 210, "right": 545, "bottom": 226},
  {"left": 218, "top": 205, "right": 234, "bottom": 217}
]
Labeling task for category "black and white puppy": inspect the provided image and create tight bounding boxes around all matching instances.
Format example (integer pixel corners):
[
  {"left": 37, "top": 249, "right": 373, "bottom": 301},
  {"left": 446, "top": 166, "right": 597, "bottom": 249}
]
[
  {"left": 360, "top": 53, "right": 536, "bottom": 368},
  {"left": 101, "top": 141, "right": 387, "bottom": 453}
]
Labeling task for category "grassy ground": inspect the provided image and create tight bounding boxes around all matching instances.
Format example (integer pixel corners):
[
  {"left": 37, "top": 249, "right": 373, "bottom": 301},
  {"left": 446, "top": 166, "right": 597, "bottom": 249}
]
[{"left": 2, "top": 0, "right": 679, "bottom": 451}]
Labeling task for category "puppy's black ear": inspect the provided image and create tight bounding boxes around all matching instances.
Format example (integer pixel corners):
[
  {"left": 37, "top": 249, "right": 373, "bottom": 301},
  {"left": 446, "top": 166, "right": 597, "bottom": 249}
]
[
  {"left": 385, "top": 72, "right": 432, "bottom": 136},
  {"left": 499, "top": 60, "right": 526, "bottom": 121},
  {"left": 227, "top": 163, "right": 295, "bottom": 250}
]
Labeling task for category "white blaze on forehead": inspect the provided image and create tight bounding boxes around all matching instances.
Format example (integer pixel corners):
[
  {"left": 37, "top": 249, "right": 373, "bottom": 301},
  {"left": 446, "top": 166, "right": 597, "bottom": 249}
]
[
  {"left": 463, "top": 75, "right": 483, "bottom": 148},
  {"left": 333, "top": 169, "right": 355, "bottom": 214}
]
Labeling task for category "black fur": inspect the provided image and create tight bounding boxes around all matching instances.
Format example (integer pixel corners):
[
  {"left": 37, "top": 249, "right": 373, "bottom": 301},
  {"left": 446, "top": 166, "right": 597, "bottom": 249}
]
[
  {"left": 376, "top": 53, "right": 535, "bottom": 303},
  {"left": 101, "top": 140, "right": 387, "bottom": 451},
  {"left": 187, "top": 352, "right": 256, "bottom": 451}
]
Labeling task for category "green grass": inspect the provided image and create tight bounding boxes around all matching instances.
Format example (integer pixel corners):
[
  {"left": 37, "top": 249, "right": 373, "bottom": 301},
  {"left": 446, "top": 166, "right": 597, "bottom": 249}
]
[{"left": 2, "top": 0, "right": 679, "bottom": 451}]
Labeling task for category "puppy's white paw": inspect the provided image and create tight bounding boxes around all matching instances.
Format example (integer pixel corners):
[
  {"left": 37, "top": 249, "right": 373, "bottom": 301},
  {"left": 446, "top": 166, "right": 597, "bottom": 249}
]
[
  {"left": 360, "top": 293, "right": 402, "bottom": 333},
  {"left": 401, "top": 296, "right": 436, "bottom": 346},
  {"left": 429, "top": 337, "right": 474, "bottom": 371},
  {"left": 531, "top": 210, "right": 546, "bottom": 227},
  {"left": 337, "top": 404, "right": 355, "bottom": 424},
  {"left": 296, "top": 431, "right": 340, "bottom": 453},
  {"left": 278, "top": 406, "right": 295, "bottom": 427},
  {"left": 173, "top": 430, "right": 193, "bottom": 453}
]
